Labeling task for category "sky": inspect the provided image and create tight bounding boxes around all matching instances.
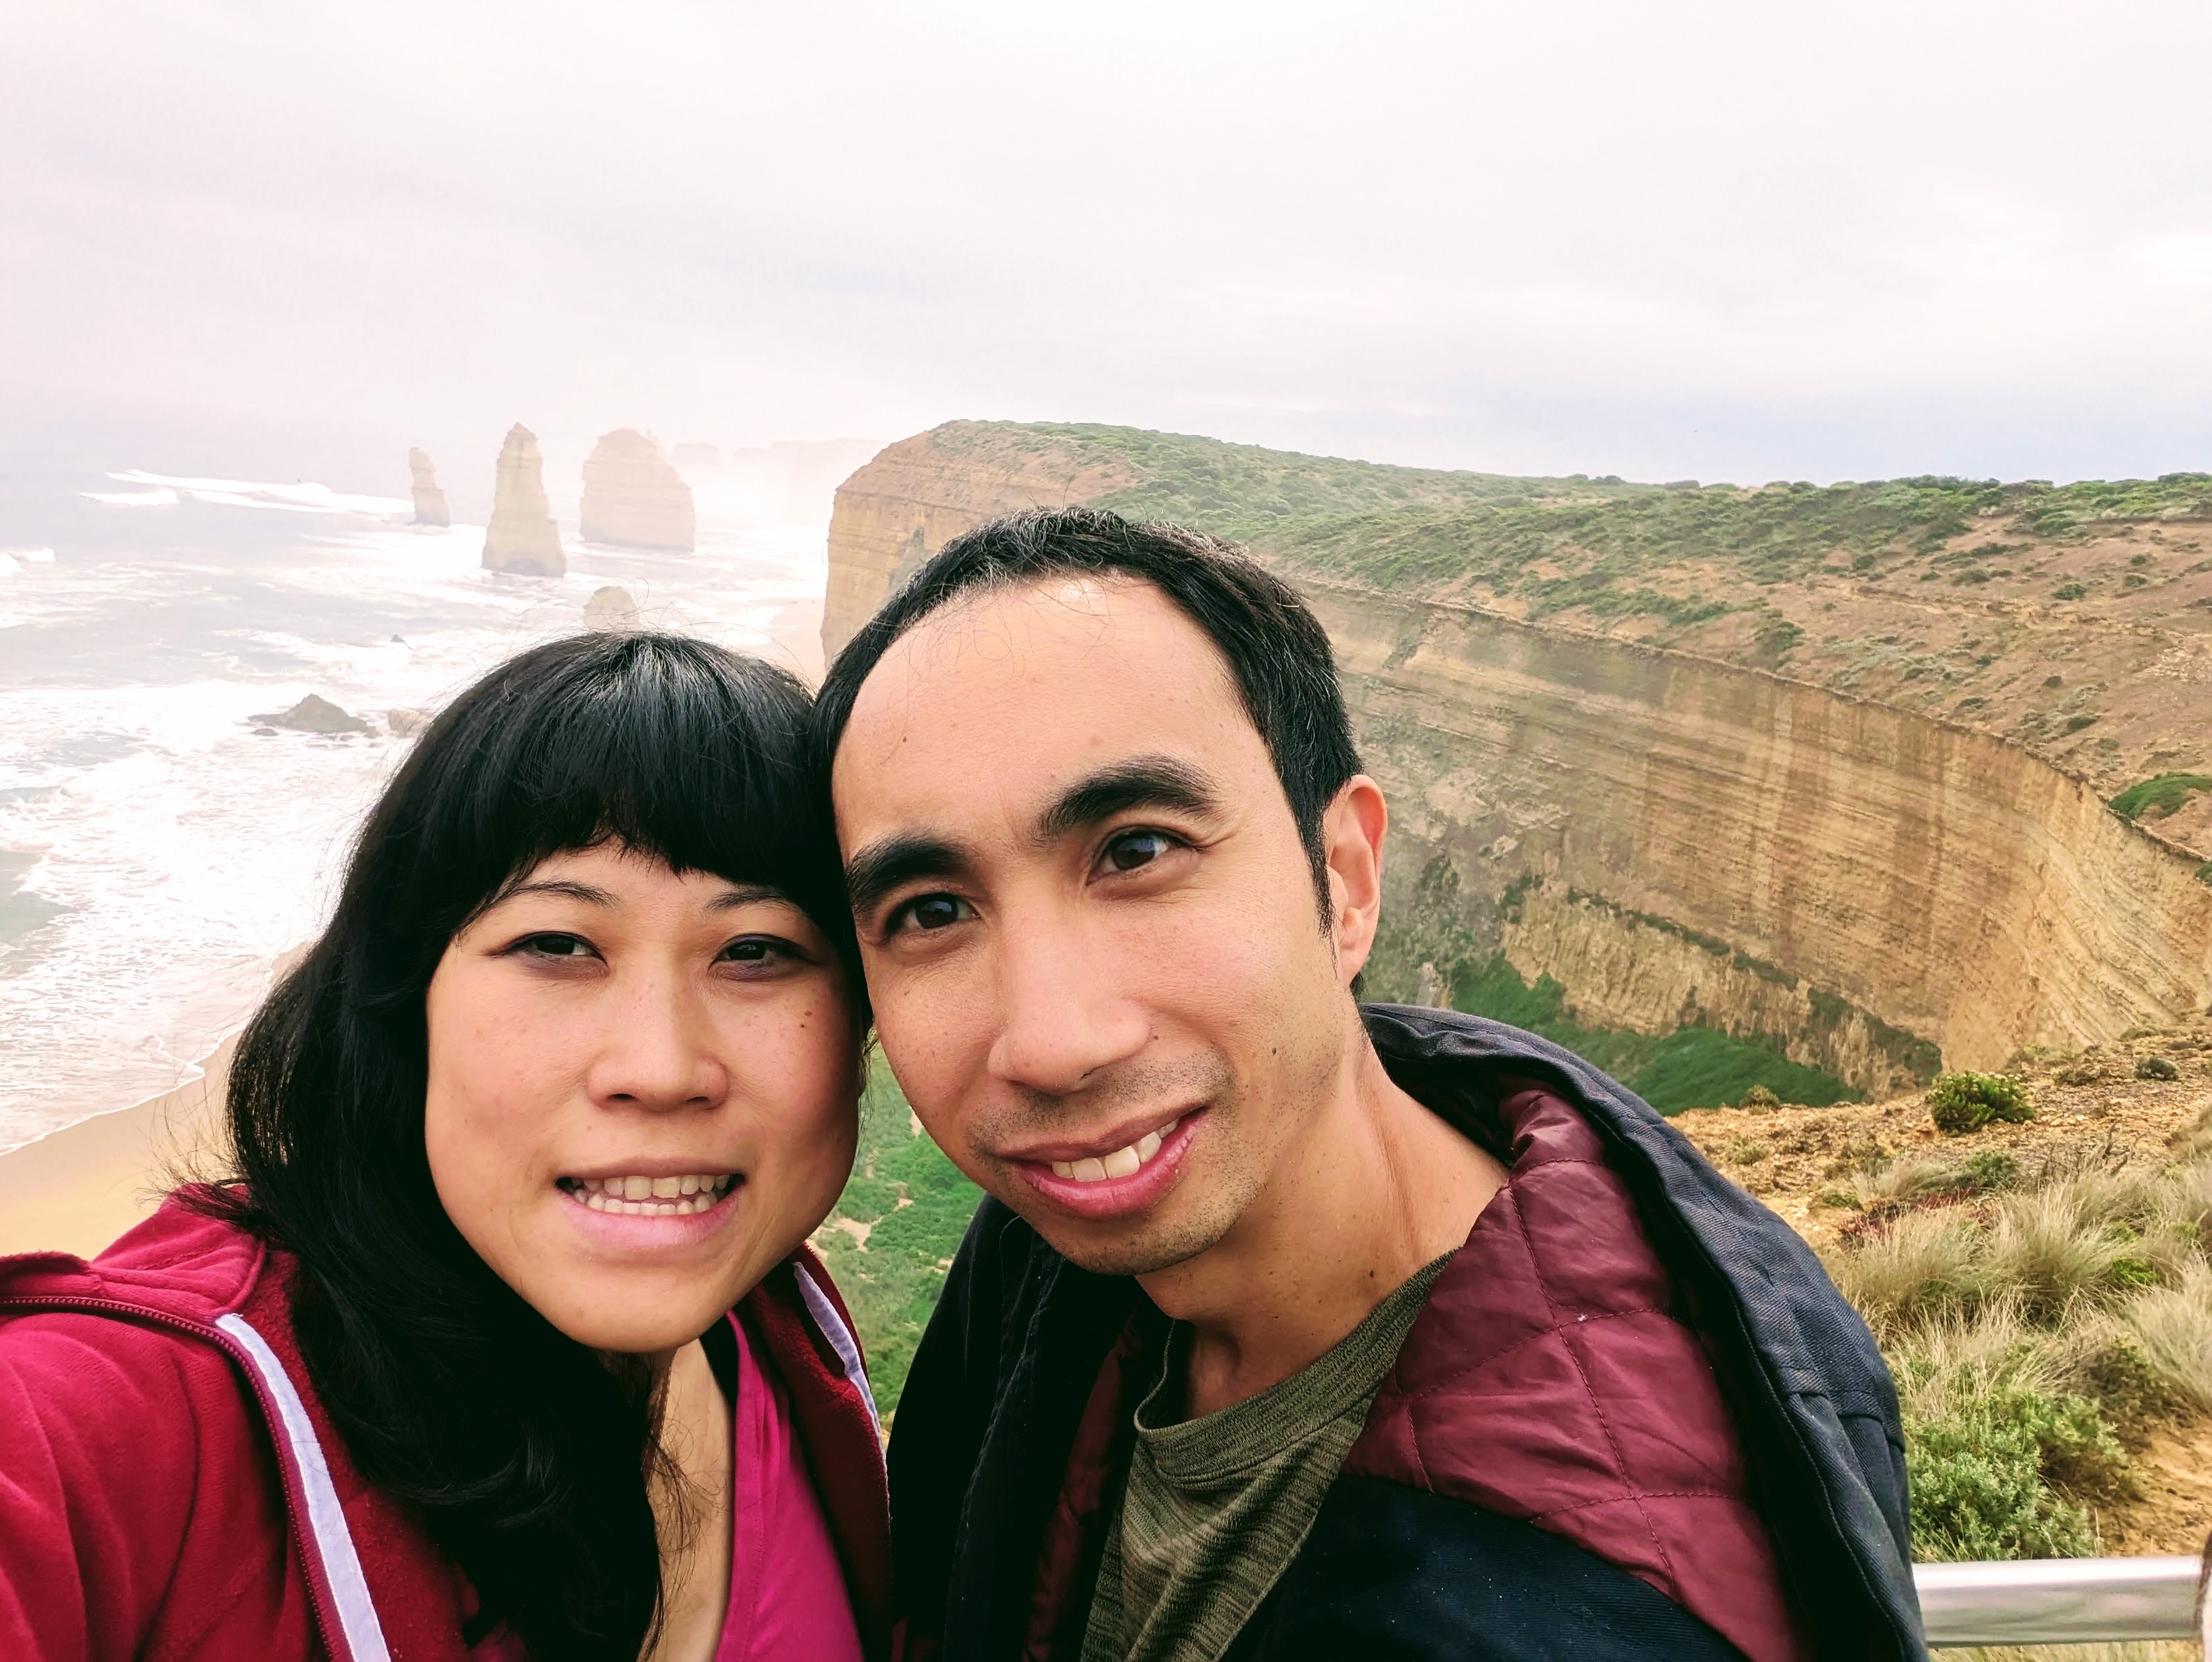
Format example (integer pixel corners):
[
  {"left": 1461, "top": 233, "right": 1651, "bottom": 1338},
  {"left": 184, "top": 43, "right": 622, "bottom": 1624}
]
[{"left": 7, "top": 0, "right": 2212, "bottom": 496}]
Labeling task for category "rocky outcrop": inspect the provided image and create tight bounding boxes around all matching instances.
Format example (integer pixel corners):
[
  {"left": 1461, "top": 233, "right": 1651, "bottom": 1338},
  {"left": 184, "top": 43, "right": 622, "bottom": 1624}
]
[
  {"left": 484, "top": 424, "right": 564, "bottom": 576},
  {"left": 386, "top": 707, "right": 433, "bottom": 737},
  {"left": 818, "top": 425, "right": 2212, "bottom": 1088},
  {"left": 250, "top": 694, "right": 370, "bottom": 735},
  {"left": 583, "top": 585, "right": 640, "bottom": 631},
  {"left": 407, "top": 448, "right": 450, "bottom": 527},
  {"left": 581, "top": 430, "right": 694, "bottom": 552}
]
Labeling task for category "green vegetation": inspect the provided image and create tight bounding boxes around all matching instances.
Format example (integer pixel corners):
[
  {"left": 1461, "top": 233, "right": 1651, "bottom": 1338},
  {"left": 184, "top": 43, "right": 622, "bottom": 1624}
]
[
  {"left": 1928, "top": 1071, "right": 2037, "bottom": 1135},
  {"left": 2107, "top": 772, "right": 2212, "bottom": 822},
  {"left": 812, "top": 1066, "right": 983, "bottom": 1417},
  {"left": 1451, "top": 952, "right": 1860, "bottom": 1114},
  {"left": 930, "top": 423, "right": 2212, "bottom": 643},
  {"left": 1828, "top": 1114, "right": 2212, "bottom": 1562}
]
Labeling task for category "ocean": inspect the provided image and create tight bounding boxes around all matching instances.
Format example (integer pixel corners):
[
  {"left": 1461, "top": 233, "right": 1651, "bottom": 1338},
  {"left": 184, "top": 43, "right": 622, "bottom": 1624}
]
[{"left": 0, "top": 465, "right": 828, "bottom": 1156}]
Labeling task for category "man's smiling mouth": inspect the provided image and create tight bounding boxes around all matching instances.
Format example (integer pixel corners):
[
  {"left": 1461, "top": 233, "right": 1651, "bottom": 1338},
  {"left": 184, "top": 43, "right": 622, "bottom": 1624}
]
[
  {"left": 1047, "top": 1118, "right": 1181, "bottom": 1183},
  {"left": 554, "top": 1172, "right": 737, "bottom": 1217}
]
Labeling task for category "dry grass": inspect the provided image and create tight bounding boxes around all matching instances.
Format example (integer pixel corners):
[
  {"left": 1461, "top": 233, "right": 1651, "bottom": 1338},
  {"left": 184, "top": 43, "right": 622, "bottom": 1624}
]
[
  {"left": 1680, "top": 1026, "right": 2212, "bottom": 1561},
  {"left": 1944, "top": 1646, "right": 2199, "bottom": 1662}
]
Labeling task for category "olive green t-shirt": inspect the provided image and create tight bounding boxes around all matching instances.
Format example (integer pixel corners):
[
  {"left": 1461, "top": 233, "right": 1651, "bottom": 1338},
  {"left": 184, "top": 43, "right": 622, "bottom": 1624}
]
[{"left": 1078, "top": 1254, "right": 1455, "bottom": 1662}]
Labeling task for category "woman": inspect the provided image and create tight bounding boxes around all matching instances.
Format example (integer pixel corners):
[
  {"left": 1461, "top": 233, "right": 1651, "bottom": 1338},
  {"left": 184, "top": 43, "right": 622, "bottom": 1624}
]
[{"left": 0, "top": 633, "right": 889, "bottom": 1661}]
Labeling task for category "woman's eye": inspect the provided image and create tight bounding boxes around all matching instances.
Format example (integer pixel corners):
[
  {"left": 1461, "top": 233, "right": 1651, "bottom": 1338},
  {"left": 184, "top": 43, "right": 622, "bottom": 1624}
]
[
  {"left": 894, "top": 894, "right": 975, "bottom": 934},
  {"left": 1101, "top": 830, "right": 1175, "bottom": 874},
  {"left": 517, "top": 932, "right": 595, "bottom": 960},
  {"left": 718, "top": 936, "right": 794, "bottom": 965}
]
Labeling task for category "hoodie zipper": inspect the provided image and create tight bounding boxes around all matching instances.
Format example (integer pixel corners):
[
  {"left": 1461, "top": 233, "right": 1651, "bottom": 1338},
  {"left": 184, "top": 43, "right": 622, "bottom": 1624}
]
[{"left": 0, "top": 1292, "right": 351, "bottom": 1662}]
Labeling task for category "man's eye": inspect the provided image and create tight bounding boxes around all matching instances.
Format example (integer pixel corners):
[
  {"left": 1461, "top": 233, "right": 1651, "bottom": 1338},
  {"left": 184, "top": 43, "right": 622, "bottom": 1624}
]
[
  {"left": 1101, "top": 830, "right": 1174, "bottom": 873},
  {"left": 895, "top": 894, "right": 975, "bottom": 934}
]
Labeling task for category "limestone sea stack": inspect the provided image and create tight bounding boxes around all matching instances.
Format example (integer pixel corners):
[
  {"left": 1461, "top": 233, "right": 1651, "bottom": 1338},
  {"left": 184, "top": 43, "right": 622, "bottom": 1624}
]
[
  {"left": 407, "top": 448, "right": 450, "bottom": 527},
  {"left": 580, "top": 429, "right": 695, "bottom": 552},
  {"left": 483, "top": 424, "right": 564, "bottom": 575}
]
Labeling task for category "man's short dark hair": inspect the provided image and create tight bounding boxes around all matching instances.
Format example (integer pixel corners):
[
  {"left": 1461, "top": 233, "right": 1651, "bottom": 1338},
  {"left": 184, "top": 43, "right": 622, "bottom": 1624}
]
[{"left": 814, "top": 507, "right": 1362, "bottom": 914}]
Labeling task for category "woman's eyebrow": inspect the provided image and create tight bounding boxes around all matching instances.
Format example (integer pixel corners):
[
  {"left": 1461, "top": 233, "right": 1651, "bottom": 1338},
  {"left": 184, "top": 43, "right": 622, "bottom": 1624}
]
[
  {"left": 499, "top": 878, "right": 618, "bottom": 907},
  {"left": 706, "top": 882, "right": 788, "bottom": 911}
]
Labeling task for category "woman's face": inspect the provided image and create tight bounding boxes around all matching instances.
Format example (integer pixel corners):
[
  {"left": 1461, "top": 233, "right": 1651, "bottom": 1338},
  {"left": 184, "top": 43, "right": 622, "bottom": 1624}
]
[{"left": 423, "top": 842, "right": 859, "bottom": 1355}]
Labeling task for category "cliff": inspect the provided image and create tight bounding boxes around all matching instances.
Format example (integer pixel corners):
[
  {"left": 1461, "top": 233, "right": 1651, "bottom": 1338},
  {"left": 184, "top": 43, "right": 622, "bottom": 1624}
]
[
  {"left": 483, "top": 424, "right": 564, "bottom": 575},
  {"left": 407, "top": 447, "right": 450, "bottom": 527},
  {"left": 581, "top": 428, "right": 695, "bottom": 552},
  {"left": 821, "top": 423, "right": 2212, "bottom": 1093}
]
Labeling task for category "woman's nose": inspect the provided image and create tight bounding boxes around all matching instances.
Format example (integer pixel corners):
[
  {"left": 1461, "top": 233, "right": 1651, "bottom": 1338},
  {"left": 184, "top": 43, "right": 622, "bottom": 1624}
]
[{"left": 586, "top": 974, "right": 728, "bottom": 1112}]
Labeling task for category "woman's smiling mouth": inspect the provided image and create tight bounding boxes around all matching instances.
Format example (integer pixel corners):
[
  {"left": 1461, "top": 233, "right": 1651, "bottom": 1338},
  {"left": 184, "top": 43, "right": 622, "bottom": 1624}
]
[{"left": 556, "top": 1172, "right": 738, "bottom": 1217}]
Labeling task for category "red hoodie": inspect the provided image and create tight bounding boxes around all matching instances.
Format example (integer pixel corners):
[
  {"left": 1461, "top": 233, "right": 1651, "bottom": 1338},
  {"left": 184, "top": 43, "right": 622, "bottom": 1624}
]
[{"left": 0, "top": 1194, "right": 893, "bottom": 1662}]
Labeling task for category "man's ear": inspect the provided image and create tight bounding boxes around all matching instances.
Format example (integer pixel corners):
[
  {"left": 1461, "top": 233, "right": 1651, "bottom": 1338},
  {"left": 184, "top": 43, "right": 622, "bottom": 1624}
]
[{"left": 1320, "top": 775, "right": 1388, "bottom": 985}]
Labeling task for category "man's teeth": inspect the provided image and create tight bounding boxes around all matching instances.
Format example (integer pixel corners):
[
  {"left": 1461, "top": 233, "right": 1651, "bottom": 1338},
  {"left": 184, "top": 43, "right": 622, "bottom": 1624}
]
[
  {"left": 1050, "top": 1122, "right": 1177, "bottom": 1183},
  {"left": 567, "top": 1174, "right": 736, "bottom": 1216}
]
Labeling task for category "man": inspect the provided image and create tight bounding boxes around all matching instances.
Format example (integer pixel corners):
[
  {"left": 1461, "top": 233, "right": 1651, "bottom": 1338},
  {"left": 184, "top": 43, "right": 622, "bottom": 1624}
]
[{"left": 816, "top": 509, "right": 1924, "bottom": 1661}]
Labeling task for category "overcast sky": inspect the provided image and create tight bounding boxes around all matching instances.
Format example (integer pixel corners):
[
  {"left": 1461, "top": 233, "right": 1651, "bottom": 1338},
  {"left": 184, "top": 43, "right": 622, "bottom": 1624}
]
[{"left": 8, "top": 0, "right": 2212, "bottom": 492}]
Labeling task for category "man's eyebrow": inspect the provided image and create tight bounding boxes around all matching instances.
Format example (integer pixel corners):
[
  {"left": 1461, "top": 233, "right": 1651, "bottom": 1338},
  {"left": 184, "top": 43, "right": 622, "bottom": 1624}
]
[
  {"left": 1035, "top": 755, "right": 1222, "bottom": 847},
  {"left": 843, "top": 835, "right": 975, "bottom": 919}
]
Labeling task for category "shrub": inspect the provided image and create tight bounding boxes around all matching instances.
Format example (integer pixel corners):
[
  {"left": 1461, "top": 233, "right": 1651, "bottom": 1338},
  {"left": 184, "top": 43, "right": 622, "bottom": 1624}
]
[
  {"left": 2052, "top": 581, "right": 2087, "bottom": 600},
  {"left": 2108, "top": 772, "right": 2212, "bottom": 822},
  {"left": 1962, "top": 1149, "right": 2023, "bottom": 1193},
  {"left": 1889, "top": 1313, "right": 2124, "bottom": 1561},
  {"left": 1739, "top": 1083, "right": 1782, "bottom": 1112},
  {"left": 1929, "top": 1071, "right": 2035, "bottom": 1134},
  {"left": 2134, "top": 1056, "right": 2180, "bottom": 1081}
]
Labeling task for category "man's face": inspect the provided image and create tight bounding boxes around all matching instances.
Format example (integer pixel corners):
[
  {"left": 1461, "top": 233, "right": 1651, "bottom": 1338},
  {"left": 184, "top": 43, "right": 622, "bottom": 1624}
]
[{"left": 832, "top": 577, "right": 1366, "bottom": 1276}]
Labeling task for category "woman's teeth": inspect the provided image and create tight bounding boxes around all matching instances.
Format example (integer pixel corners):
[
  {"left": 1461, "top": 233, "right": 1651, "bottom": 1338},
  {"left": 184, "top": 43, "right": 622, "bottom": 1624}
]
[
  {"left": 1049, "top": 1120, "right": 1178, "bottom": 1184},
  {"left": 566, "top": 1174, "right": 735, "bottom": 1216}
]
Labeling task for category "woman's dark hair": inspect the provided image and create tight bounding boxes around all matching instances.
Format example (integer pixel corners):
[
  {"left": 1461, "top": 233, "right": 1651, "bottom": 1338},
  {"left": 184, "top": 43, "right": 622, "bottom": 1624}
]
[
  {"left": 200, "top": 632, "right": 857, "bottom": 1659},
  {"left": 814, "top": 507, "right": 1361, "bottom": 918}
]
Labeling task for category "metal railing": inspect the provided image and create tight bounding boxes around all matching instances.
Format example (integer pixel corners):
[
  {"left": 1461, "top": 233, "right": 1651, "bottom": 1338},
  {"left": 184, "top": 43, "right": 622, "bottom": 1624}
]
[{"left": 1917, "top": 1545, "right": 2210, "bottom": 1651}]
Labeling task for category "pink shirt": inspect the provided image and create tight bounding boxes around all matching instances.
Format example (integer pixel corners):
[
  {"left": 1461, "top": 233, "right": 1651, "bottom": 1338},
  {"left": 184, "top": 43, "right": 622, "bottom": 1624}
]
[{"left": 716, "top": 1310, "right": 865, "bottom": 1662}]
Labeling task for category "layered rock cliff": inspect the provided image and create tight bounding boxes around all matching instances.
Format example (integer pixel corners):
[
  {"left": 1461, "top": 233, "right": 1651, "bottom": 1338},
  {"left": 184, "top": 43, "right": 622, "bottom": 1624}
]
[
  {"left": 408, "top": 447, "right": 449, "bottom": 527},
  {"left": 483, "top": 424, "right": 564, "bottom": 576},
  {"left": 581, "top": 429, "right": 695, "bottom": 552},
  {"left": 821, "top": 422, "right": 2212, "bottom": 1093}
]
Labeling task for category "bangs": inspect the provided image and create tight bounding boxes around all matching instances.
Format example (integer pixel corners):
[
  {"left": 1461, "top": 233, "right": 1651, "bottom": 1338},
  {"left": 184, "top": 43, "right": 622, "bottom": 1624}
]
[{"left": 391, "top": 633, "right": 848, "bottom": 958}]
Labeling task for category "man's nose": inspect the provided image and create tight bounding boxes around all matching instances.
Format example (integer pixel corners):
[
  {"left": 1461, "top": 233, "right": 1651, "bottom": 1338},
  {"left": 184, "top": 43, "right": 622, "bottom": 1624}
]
[
  {"left": 985, "top": 911, "right": 1150, "bottom": 1095},
  {"left": 586, "top": 972, "right": 728, "bottom": 1112}
]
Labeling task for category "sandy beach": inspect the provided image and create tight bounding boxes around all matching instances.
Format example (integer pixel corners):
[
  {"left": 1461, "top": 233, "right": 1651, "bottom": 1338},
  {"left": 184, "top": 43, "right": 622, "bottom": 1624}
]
[{"left": 0, "top": 1032, "right": 237, "bottom": 1259}]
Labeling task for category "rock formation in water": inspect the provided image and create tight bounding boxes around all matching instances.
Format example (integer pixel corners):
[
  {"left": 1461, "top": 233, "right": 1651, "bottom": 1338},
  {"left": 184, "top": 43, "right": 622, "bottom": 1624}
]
[
  {"left": 583, "top": 585, "right": 641, "bottom": 631},
  {"left": 408, "top": 449, "right": 450, "bottom": 527},
  {"left": 386, "top": 707, "right": 433, "bottom": 737},
  {"left": 483, "top": 424, "right": 564, "bottom": 575},
  {"left": 249, "top": 693, "right": 370, "bottom": 735},
  {"left": 819, "top": 422, "right": 2212, "bottom": 1087},
  {"left": 580, "top": 430, "right": 695, "bottom": 552}
]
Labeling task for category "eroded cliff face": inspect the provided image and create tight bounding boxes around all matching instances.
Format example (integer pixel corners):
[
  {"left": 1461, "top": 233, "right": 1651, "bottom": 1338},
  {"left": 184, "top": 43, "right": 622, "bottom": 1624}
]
[
  {"left": 820, "top": 430, "right": 1136, "bottom": 662},
  {"left": 1315, "top": 580, "right": 2212, "bottom": 1079},
  {"left": 821, "top": 426, "right": 2212, "bottom": 1090}
]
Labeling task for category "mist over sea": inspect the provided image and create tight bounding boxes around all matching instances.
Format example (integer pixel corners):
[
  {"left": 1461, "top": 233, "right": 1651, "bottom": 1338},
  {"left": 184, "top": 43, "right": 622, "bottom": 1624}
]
[{"left": 0, "top": 465, "right": 827, "bottom": 1156}]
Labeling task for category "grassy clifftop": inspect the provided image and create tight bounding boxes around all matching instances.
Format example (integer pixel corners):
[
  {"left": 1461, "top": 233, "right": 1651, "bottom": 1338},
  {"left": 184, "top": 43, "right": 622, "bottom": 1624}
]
[{"left": 909, "top": 422, "right": 2212, "bottom": 856}]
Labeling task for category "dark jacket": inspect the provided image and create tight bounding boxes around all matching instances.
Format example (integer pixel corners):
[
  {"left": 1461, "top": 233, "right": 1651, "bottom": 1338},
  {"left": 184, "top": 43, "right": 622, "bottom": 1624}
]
[{"left": 887, "top": 1006, "right": 1925, "bottom": 1661}]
